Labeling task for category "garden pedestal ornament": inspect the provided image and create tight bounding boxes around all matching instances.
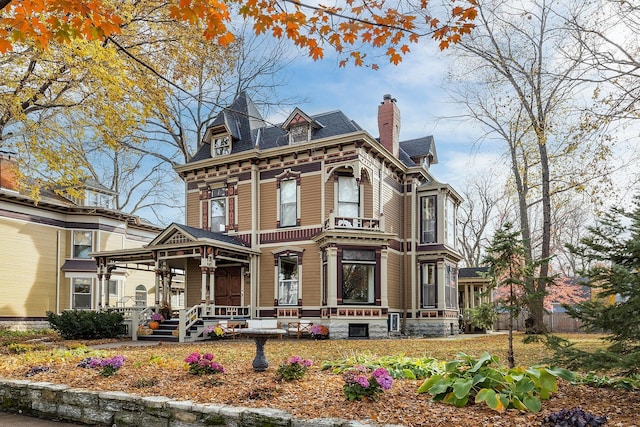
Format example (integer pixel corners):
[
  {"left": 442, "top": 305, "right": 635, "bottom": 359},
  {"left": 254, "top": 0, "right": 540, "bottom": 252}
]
[{"left": 239, "top": 328, "right": 286, "bottom": 372}]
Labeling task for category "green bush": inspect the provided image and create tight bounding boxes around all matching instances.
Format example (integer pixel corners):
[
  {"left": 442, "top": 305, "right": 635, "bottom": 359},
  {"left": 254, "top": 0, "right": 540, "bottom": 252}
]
[{"left": 46, "top": 310, "right": 126, "bottom": 340}]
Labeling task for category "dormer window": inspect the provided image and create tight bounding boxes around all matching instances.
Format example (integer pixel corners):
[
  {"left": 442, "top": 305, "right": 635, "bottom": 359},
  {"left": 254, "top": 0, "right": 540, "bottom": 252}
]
[
  {"left": 213, "top": 135, "right": 231, "bottom": 156},
  {"left": 289, "top": 124, "right": 309, "bottom": 144},
  {"left": 422, "top": 156, "right": 431, "bottom": 170}
]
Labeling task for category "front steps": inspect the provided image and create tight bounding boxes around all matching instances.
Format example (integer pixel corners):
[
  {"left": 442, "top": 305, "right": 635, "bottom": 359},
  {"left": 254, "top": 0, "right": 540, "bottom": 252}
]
[{"left": 138, "top": 319, "right": 203, "bottom": 342}]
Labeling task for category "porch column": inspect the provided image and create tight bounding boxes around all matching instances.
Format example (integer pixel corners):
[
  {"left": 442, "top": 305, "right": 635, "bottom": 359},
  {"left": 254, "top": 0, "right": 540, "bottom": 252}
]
[
  {"left": 97, "top": 265, "right": 104, "bottom": 310},
  {"left": 201, "top": 266, "right": 208, "bottom": 303},
  {"left": 154, "top": 265, "right": 161, "bottom": 306},
  {"left": 209, "top": 267, "right": 216, "bottom": 305},
  {"left": 104, "top": 271, "right": 111, "bottom": 308}
]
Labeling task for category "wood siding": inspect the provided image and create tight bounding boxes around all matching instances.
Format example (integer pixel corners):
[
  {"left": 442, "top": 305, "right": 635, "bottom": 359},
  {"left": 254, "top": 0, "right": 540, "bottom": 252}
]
[
  {"left": 259, "top": 181, "right": 278, "bottom": 230},
  {"left": 0, "top": 218, "right": 60, "bottom": 317},
  {"left": 237, "top": 181, "right": 252, "bottom": 232},
  {"left": 186, "top": 191, "right": 200, "bottom": 228},
  {"left": 299, "top": 174, "right": 322, "bottom": 226}
]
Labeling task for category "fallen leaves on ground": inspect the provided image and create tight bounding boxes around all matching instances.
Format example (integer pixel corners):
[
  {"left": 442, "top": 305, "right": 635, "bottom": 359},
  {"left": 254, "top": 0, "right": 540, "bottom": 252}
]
[{"left": 1, "top": 333, "right": 638, "bottom": 426}]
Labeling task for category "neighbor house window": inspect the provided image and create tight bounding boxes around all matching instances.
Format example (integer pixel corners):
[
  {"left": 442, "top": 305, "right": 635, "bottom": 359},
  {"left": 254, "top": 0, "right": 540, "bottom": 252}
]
[
  {"left": 278, "top": 255, "right": 299, "bottom": 305},
  {"left": 421, "top": 263, "right": 437, "bottom": 308},
  {"left": 341, "top": 249, "right": 375, "bottom": 304},
  {"left": 72, "top": 278, "right": 92, "bottom": 309},
  {"left": 213, "top": 135, "right": 231, "bottom": 156},
  {"left": 280, "top": 179, "right": 297, "bottom": 227},
  {"left": 420, "top": 196, "right": 436, "bottom": 244},
  {"left": 135, "top": 284, "right": 147, "bottom": 307},
  {"left": 210, "top": 187, "right": 227, "bottom": 232},
  {"left": 108, "top": 279, "right": 119, "bottom": 297},
  {"left": 338, "top": 176, "right": 359, "bottom": 218},
  {"left": 73, "top": 230, "right": 92, "bottom": 258},
  {"left": 445, "top": 265, "right": 458, "bottom": 309}
]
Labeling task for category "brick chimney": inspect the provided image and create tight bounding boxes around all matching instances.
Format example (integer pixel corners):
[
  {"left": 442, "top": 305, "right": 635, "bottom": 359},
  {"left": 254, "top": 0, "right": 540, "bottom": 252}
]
[
  {"left": 0, "top": 152, "right": 19, "bottom": 191},
  {"left": 377, "top": 94, "right": 400, "bottom": 157}
]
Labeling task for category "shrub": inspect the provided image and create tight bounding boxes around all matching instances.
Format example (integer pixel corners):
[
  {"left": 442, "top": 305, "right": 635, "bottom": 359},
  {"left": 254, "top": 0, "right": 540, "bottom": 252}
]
[
  {"left": 342, "top": 366, "right": 393, "bottom": 401},
  {"left": 275, "top": 355, "right": 313, "bottom": 381},
  {"left": 541, "top": 408, "right": 607, "bottom": 427},
  {"left": 184, "top": 352, "right": 225, "bottom": 375},
  {"left": 417, "top": 352, "right": 575, "bottom": 413},
  {"left": 46, "top": 310, "right": 126, "bottom": 339}
]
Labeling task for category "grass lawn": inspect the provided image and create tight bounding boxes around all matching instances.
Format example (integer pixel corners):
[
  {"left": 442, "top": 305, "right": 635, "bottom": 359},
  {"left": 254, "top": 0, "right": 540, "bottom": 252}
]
[{"left": 1, "top": 331, "right": 638, "bottom": 426}]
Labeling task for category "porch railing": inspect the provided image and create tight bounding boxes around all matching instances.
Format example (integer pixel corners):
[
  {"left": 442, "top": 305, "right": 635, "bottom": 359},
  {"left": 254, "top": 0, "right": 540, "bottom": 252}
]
[{"left": 323, "top": 212, "right": 382, "bottom": 231}]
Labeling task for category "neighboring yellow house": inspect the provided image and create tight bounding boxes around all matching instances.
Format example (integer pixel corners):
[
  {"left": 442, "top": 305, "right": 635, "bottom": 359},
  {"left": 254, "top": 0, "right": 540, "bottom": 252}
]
[
  {"left": 0, "top": 152, "right": 162, "bottom": 329},
  {"left": 95, "top": 92, "right": 466, "bottom": 340}
]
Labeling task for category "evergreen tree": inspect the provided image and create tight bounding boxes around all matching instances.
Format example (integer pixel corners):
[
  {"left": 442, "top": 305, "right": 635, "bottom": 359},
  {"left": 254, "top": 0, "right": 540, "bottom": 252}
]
[
  {"left": 548, "top": 196, "right": 640, "bottom": 375},
  {"left": 483, "top": 223, "right": 531, "bottom": 368}
]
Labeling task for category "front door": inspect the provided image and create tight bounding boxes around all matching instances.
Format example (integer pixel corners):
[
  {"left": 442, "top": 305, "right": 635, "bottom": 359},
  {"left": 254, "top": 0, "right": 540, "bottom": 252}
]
[{"left": 215, "top": 266, "right": 242, "bottom": 306}]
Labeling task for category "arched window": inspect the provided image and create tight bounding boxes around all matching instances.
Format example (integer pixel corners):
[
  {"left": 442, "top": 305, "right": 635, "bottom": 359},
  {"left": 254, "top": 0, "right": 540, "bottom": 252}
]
[{"left": 135, "top": 285, "right": 147, "bottom": 307}]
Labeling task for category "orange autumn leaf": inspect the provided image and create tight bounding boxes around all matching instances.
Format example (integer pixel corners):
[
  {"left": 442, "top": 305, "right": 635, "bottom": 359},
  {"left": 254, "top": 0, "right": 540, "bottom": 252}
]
[{"left": 0, "top": 0, "right": 477, "bottom": 65}]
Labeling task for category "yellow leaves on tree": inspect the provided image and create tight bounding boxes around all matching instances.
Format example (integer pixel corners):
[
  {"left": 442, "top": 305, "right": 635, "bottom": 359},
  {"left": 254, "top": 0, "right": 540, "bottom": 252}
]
[{"left": 1, "top": 0, "right": 477, "bottom": 66}]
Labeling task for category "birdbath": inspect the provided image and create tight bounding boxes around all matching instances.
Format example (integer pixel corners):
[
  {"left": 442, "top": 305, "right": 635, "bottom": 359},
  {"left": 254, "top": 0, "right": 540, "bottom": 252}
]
[{"left": 239, "top": 328, "right": 286, "bottom": 372}]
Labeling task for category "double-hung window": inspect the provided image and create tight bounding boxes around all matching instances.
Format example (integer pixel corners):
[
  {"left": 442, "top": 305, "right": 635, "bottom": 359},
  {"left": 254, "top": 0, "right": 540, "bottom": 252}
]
[
  {"left": 280, "top": 179, "right": 297, "bottom": 227},
  {"left": 445, "top": 265, "right": 458, "bottom": 309},
  {"left": 72, "top": 278, "right": 92, "bottom": 309},
  {"left": 341, "top": 249, "right": 375, "bottom": 304},
  {"left": 210, "top": 188, "right": 227, "bottom": 232},
  {"left": 421, "top": 196, "right": 436, "bottom": 244},
  {"left": 421, "top": 263, "right": 437, "bottom": 308},
  {"left": 73, "top": 230, "right": 92, "bottom": 259},
  {"left": 338, "top": 176, "right": 359, "bottom": 223},
  {"left": 278, "top": 255, "right": 299, "bottom": 305}
]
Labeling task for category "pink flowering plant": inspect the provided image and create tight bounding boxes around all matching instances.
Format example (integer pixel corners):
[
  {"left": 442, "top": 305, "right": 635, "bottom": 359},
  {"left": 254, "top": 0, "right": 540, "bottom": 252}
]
[
  {"left": 78, "top": 355, "right": 125, "bottom": 377},
  {"left": 342, "top": 365, "right": 393, "bottom": 401},
  {"left": 203, "top": 325, "right": 224, "bottom": 339},
  {"left": 184, "top": 352, "right": 225, "bottom": 376},
  {"left": 275, "top": 355, "right": 313, "bottom": 381}
]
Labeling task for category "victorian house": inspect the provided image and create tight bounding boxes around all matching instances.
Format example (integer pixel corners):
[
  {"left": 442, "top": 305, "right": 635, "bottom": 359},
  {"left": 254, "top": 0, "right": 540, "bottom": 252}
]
[
  {"left": 92, "top": 92, "right": 464, "bottom": 340},
  {"left": 0, "top": 152, "right": 161, "bottom": 329}
]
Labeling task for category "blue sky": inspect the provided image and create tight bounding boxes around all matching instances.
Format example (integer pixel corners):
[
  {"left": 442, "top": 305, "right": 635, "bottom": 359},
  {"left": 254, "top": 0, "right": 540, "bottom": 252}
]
[{"left": 268, "top": 44, "right": 505, "bottom": 194}]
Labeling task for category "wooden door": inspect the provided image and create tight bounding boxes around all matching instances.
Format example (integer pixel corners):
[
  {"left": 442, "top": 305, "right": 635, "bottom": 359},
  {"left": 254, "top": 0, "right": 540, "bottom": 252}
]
[{"left": 215, "top": 266, "right": 242, "bottom": 306}]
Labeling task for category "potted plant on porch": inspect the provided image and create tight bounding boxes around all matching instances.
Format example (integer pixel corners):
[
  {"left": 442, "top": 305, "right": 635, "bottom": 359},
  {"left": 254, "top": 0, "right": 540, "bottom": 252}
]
[{"left": 149, "top": 312, "right": 164, "bottom": 330}]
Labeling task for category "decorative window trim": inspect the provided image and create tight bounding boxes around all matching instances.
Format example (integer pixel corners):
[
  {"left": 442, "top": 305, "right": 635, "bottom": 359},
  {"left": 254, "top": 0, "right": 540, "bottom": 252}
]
[
  {"left": 273, "top": 248, "right": 304, "bottom": 306},
  {"left": 337, "top": 247, "right": 380, "bottom": 306},
  {"left": 276, "top": 170, "right": 301, "bottom": 228}
]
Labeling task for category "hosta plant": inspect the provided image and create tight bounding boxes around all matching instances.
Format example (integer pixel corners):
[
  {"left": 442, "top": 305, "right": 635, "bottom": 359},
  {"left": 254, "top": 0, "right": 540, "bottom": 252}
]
[{"left": 417, "top": 352, "right": 574, "bottom": 413}]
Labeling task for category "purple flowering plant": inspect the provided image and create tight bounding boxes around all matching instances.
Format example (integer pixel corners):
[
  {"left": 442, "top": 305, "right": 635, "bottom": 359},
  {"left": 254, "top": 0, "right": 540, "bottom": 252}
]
[
  {"left": 184, "top": 352, "right": 225, "bottom": 376},
  {"left": 79, "top": 355, "right": 125, "bottom": 377},
  {"left": 275, "top": 355, "right": 313, "bottom": 381},
  {"left": 150, "top": 312, "right": 164, "bottom": 322},
  {"left": 342, "top": 365, "right": 393, "bottom": 401}
]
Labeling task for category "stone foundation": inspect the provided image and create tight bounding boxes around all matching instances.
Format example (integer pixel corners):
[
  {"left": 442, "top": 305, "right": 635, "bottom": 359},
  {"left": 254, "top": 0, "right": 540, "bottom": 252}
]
[
  {"left": 0, "top": 378, "right": 401, "bottom": 427},
  {"left": 405, "top": 320, "right": 459, "bottom": 338}
]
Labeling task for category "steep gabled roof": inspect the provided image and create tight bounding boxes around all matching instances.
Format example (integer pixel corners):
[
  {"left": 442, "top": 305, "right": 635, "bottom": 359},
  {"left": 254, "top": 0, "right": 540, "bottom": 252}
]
[
  {"left": 398, "top": 136, "right": 437, "bottom": 167},
  {"left": 150, "top": 223, "right": 250, "bottom": 248}
]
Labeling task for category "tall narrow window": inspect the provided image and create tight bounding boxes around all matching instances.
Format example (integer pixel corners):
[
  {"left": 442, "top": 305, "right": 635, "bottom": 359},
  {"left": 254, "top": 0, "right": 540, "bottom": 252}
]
[
  {"left": 445, "top": 265, "right": 458, "bottom": 309},
  {"left": 72, "top": 278, "right": 92, "bottom": 309},
  {"left": 338, "top": 176, "right": 359, "bottom": 218},
  {"left": 278, "top": 255, "right": 299, "bottom": 305},
  {"left": 210, "top": 188, "right": 227, "bottom": 232},
  {"left": 213, "top": 135, "right": 231, "bottom": 156},
  {"left": 73, "top": 230, "right": 92, "bottom": 258},
  {"left": 421, "top": 263, "right": 437, "bottom": 308},
  {"left": 341, "top": 250, "right": 375, "bottom": 304},
  {"left": 280, "top": 179, "right": 297, "bottom": 227},
  {"left": 421, "top": 196, "right": 436, "bottom": 244},
  {"left": 445, "top": 197, "right": 456, "bottom": 247}
]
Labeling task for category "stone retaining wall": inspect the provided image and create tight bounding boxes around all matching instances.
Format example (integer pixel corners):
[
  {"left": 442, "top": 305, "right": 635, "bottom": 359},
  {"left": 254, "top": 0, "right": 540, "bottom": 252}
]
[{"left": 0, "top": 378, "right": 398, "bottom": 427}]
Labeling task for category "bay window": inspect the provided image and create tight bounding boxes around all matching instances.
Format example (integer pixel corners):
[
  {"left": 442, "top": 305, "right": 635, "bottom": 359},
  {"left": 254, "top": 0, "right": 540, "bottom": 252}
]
[
  {"left": 445, "top": 265, "right": 458, "bottom": 309},
  {"left": 421, "top": 196, "right": 436, "bottom": 243},
  {"left": 421, "top": 263, "right": 437, "bottom": 308},
  {"left": 341, "top": 249, "right": 375, "bottom": 304}
]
